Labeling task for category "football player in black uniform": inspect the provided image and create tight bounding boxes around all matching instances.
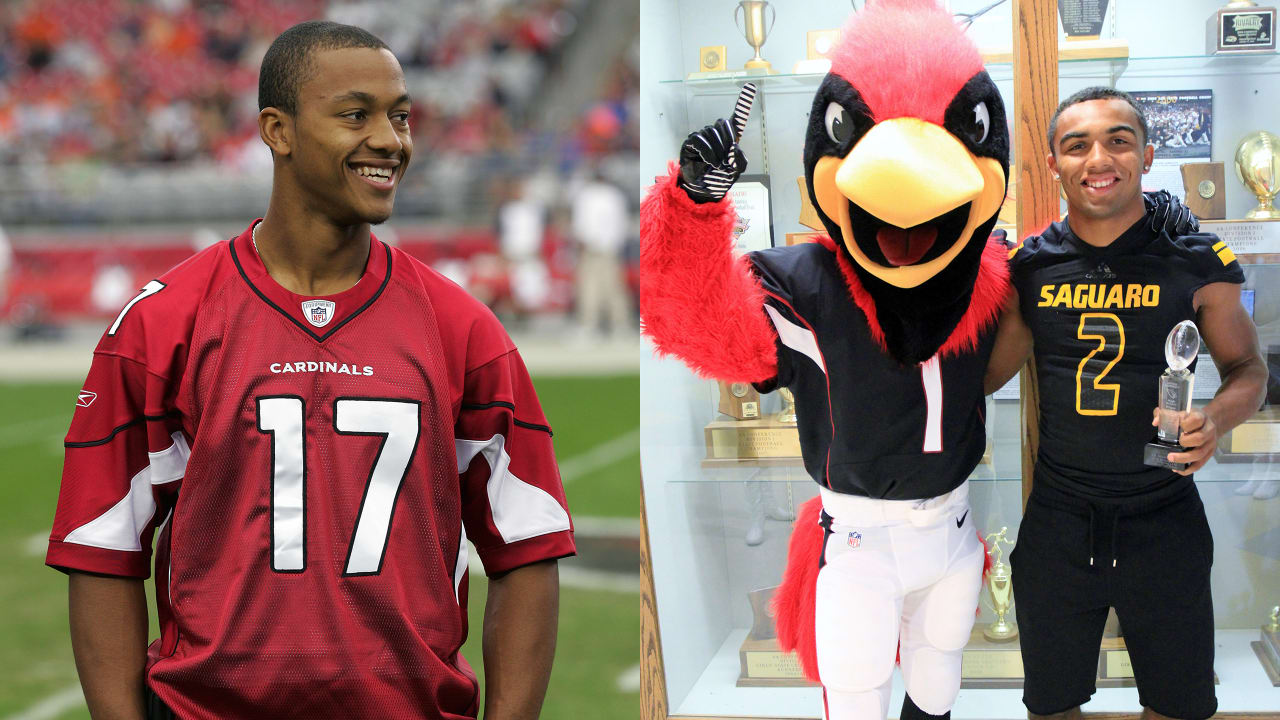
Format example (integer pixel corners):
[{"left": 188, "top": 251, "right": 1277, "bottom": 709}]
[{"left": 985, "top": 86, "right": 1268, "bottom": 720}]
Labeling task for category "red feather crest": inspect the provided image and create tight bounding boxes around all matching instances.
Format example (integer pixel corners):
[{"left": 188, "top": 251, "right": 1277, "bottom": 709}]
[{"left": 830, "top": 0, "right": 984, "bottom": 125}]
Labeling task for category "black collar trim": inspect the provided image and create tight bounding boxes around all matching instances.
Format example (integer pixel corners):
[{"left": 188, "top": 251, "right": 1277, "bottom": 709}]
[{"left": 230, "top": 239, "right": 393, "bottom": 343}]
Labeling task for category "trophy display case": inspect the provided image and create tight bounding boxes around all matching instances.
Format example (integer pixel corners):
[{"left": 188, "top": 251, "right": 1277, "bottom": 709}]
[{"left": 641, "top": 1, "right": 1280, "bottom": 718}]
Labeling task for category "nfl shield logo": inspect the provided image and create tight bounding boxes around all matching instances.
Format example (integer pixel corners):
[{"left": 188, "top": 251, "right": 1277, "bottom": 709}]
[
  {"left": 847, "top": 531, "right": 861, "bottom": 549},
  {"left": 301, "top": 300, "right": 336, "bottom": 328}
]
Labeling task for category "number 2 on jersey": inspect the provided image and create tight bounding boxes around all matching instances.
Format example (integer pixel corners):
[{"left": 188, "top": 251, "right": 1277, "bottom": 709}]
[
  {"left": 1075, "top": 313, "right": 1126, "bottom": 416},
  {"left": 257, "top": 397, "right": 419, "bottom": 575}
]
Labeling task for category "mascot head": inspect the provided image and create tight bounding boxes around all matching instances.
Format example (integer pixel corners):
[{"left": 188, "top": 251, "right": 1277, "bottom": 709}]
[{"left": 804, "top": 0, "right": 1010, "bottom": 365}]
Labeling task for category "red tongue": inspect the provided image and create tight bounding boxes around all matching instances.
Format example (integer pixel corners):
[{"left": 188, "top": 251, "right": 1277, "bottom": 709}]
[{"left": 876, "top": 225, "right": 937, "bottom": 266}]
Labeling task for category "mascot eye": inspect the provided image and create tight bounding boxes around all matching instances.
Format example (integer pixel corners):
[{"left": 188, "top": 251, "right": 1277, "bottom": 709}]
[
  {"left": 824, "top": 102, "right": 854, "bottom": 145},
  {"left": 970, "top": 101, "right": 990, "bottom": 144}
]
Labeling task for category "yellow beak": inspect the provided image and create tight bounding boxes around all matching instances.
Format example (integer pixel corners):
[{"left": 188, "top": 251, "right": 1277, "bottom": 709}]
[{"left": 835, "top": 118, "right": 983, "bottom": 228}]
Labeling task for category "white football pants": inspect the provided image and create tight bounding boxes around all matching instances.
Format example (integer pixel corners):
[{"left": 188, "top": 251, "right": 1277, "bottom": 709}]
[{"left": 815, "top": 482, "right": 984, "bottom": 720}]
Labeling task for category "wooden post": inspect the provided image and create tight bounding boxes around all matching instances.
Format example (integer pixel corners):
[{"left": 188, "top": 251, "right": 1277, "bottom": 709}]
[
  {"left": 1013, "top": 0, "right": 1060, "bottom": 507},
  {"left": 640, "top": 479, "right": 669, "bottom": 720}
]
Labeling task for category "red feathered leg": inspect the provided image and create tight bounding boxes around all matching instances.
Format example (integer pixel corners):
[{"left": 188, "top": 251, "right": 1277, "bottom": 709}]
[{"left": 640, "top": 164, "right": 778, "bottom": 383}]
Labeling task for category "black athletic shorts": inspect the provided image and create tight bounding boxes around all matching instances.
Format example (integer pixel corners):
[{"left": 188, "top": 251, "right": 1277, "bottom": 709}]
[
  {"left": 1009, "top": 479, "right": 1216, "bottom": 720},
  {"left": 145, "top": 683, "right": 176, "bottom": 720}
]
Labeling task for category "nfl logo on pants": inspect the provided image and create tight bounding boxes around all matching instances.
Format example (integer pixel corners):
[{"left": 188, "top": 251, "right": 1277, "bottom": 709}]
[{"left": 847, "top": 531, "right": 861, "bottom": 549}]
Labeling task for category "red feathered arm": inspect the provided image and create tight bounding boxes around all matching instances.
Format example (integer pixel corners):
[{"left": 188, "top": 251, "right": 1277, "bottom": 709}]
[{"left": 640, "top": 165, "right": 778, "bottom": 383}]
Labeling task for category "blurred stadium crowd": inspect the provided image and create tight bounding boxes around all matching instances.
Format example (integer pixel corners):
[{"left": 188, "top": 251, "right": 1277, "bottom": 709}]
[{"left": 0, "top": 0, "right": 638, "bottom": 334}]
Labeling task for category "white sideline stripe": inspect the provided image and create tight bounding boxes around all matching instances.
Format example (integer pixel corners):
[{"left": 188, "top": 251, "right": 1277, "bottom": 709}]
[
  {"left": 615, "top": 663, "right": 641, "bottom": 693},
  {"left": 0, "top": 416, "right": 68, "bottom": 449},
  {"left": 2, "top": 684, "right": 85, "bottom": 720},
  {"left": 558, "top": 428, "right": 639, "bottom": 485}
]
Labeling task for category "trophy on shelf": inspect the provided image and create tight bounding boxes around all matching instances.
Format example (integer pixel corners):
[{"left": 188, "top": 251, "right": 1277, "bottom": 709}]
[
  {"left": 983, "top": 527, "right": 1018, "bottom": 641},
  {"left": 735, "top": 0, "right": 777, "bottom": 74},
  {"left": 699, "top": 45, "right": 728, "bottom": 73},
  {"left": 777, "top": 387, "right": 798, "bottom": 424},
  {"left": 719, "top": 381, "right": 761, "bottom": 420},
  {"left": 1143, "top": 321, "right": 1201, "bottom": 471},
  {"left": 1235, "top": 130, "right": 1280, "bottom": 219},
  {"left": 1207, "top": 0, "right": 1277, "bottom": 54},
  {"left": 1254, "top": 604, "right": 1280, "bottom": 685},
  {"left": 1180, "top": 162, "right": 1227, "bottom": 220}
]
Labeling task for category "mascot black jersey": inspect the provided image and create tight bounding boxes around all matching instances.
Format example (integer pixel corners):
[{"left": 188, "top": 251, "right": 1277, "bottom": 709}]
[
  {"left": 1011, "top": 211, "right": 1244, "bottom": 499},
  {"left": 750, "top": 242, "right": 996, "bottom": 500}
]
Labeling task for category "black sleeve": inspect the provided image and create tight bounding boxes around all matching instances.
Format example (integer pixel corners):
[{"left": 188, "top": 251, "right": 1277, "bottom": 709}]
[
  {"left": 1177, "top": 231, "right": 1245, "bottom": 288},
  {"left": 747, "top": 248, "right": 796, "bottom": 391}
]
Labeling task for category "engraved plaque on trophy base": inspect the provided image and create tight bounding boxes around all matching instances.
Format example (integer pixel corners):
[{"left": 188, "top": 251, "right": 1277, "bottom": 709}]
[
  {"left": 705, "top": 417, "right": 802, "bottom": 459},
  {"left": 1181, "top": 162, "right": 1227, "bottom": 219},
  {"left": 1254, "top": 623, "right": 1280, "bottom": 686},
  {"left": 1096, "top": 636, "right": 1137, "bottom": 687},
  {"left": 737, "top": 637, "right": 819, "bottom": 687},
  {"left": 960, "top": 629, "right": 1025, "bottom": 688},
  {"left": 1208, "top": 5, "right": 1277, "bottom": 54}
]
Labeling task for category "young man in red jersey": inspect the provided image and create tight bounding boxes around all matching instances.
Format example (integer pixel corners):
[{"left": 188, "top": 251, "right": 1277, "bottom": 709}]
[
  {"left": 46, "top": 21, "right": 574, "bottom": 720},
  {"left": 986, "top": 87, "right": 1266, "bottom": 720}
]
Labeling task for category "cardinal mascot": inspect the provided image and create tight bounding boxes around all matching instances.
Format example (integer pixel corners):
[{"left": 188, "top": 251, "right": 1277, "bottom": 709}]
[{"left": 639, "top": 2, "right": 1011, "bottom": 718}]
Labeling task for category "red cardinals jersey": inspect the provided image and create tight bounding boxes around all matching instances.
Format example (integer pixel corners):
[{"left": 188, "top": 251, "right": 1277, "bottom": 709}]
[{"left": 46, "top": 221, "right": 575, "bottom": 720}]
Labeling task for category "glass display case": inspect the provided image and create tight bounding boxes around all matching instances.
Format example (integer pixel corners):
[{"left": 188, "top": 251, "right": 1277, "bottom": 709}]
[{"left": 639, "top": 1, "right": 1280, "bottom": 718}]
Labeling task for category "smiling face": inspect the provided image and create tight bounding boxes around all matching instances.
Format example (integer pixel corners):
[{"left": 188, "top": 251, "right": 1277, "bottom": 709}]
[
  {"left": 281, "top": 46, "right": 412, "bottom": 226},
  {"left": 1048, "top": 97, "right": 1153, "bottom": 224}
]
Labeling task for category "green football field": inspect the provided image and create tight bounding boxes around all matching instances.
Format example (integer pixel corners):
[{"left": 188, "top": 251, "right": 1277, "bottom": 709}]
[{"left": 0, "top": 374, "right": 639, "bottom": 720}]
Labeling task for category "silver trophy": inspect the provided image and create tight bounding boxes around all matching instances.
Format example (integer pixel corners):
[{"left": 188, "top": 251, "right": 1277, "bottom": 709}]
[{"left": 1143, "top": 320, "right": 1201, "bottom": 470}]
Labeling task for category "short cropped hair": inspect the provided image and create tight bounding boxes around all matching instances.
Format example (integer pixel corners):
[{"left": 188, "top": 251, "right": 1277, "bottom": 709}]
[
  {"left": 258, "top": 21, "right": 389, "bottom": 115},
  {"left": 1047, "top": 86, "right": 1149, "bottom": 154}
]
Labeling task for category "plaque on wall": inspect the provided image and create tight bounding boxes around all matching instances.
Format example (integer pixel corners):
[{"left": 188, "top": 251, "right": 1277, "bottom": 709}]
[
  {"left": 1058, "top": 0, "right": 1111, "bottom": 40},
  {"left": 1208, "top": 3, "right": 1277, "bottom": 54},
  {"left": 1180, "top": 162, "right": 1227, "bottom": 219}
]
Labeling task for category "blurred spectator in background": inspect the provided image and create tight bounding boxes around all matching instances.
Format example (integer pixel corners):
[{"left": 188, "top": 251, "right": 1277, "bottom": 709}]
[
  {"left": 0, "top": 224, "right": 10, "bottom": 304},
  {"left": 497, "top": 175, "right": 550, "bottom": 321},
  {"left": 570, "top": 165, "right": 630, "bottom": 340},
  {"left": 0, "top": 0, "right": 638, "bottom": 335}
]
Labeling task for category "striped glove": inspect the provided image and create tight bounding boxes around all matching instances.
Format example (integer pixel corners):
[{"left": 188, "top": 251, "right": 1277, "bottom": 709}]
[{"left": 678, "top": 82, "right": 756, "bottom": 204}]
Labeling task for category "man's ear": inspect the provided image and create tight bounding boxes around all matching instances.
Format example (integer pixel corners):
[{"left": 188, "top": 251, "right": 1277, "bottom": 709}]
[
  {"left": 259, "top": 108, "right": 293, "bottom": 158},
  {"left": 1046, "top": 150, "right": 1059, "bottom": 180},
  {"left": 1142, "top": 142, "right": 1154, "bottom": 173}
]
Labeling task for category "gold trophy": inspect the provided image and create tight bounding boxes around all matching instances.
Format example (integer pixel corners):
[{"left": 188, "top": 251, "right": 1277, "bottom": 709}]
[
  {"left": 1255, "top": 604, "right": 1280, "bottom": 685},
  {"left": 735, "top": 0, "right": 776, "bottom": 73},
  {"left": 983, "top": 527, "right": 1018, "bottom": 641},
  {"left": 1235, "top": 130, "right": 1280, "bottom": 219},
  {"left": 777, "top": 387, "right": 797, "bottom": 424}
]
